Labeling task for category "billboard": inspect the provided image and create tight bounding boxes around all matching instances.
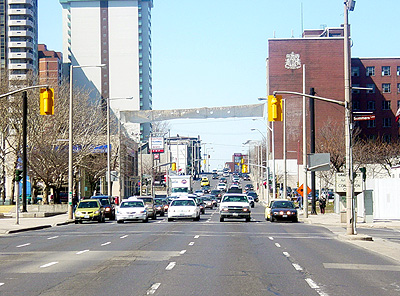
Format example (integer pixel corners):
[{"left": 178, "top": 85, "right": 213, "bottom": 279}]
[{"left": 150, "top": 137, "right": 164, "bottom": 153}]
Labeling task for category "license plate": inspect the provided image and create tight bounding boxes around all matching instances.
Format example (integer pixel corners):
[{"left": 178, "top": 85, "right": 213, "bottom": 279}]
[
  {"left": 283, "top": 215, "right": 287, "bottom": 218},
  {"left": 84, "top": 215, "right": 89, "bottom": 218},
  {"left": 233, "top": 213, "right": 239, "bottom": 217},
  {"left": 180, "top": 213, "right": 185, "bottom": 216}
]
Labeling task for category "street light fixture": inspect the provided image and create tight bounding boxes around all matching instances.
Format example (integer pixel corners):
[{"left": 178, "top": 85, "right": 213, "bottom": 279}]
[{"left": 68, "top": 64, "right": 106, "bottom": 220}]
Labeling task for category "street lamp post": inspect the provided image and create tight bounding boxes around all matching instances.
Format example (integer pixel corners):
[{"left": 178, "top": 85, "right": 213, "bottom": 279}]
[
  {"left": 251, "top": 128, "right": 264, "bottom": 190},
  {"left": 68, "top": 64, "right": 105, "bottom": 220}
]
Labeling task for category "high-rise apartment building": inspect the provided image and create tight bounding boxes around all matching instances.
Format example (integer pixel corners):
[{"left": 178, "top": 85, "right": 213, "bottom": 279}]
[
  {"left": 38, "top": 44, "right": 62, "bottom": 86},
  {"left": 1, "top": 0, "right": 38, "bottom": 80},
  {"left": 59, "top": 0, "right": 153, "bottom": 140}
]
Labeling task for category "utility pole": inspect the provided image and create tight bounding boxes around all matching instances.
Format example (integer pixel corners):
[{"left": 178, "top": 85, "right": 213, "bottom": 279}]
[{"left": 309, "top": 88, "right": 317, "bottom": 215}]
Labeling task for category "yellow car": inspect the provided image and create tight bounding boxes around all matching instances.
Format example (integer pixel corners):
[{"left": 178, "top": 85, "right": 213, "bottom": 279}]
[
  {"left": 200, "top": 177, "right": 210, "bottom": 187},
  {"left": 75, "top": 199, "right": 105, "bottom": 223}
]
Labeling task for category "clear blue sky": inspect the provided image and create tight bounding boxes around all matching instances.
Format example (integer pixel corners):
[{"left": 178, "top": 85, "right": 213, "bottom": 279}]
[{"left": 39, "top": 0, "right": 400, "bottom": 170}]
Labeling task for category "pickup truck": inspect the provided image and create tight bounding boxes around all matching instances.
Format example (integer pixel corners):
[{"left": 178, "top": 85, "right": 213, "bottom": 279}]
[{"left": 219, "top": 193, "right": 251, "bottom": 222}]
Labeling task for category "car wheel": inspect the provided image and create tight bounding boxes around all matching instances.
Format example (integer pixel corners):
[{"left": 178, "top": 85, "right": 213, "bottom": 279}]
[
  {"left": 74, "top": 220, "right": 78, "bottom": 224},
  {"left": 266, "top": 216, "right": 269, "bottom": 221},
  {"left": 160, "top": 211, "right": 165, "bottom": 217},
  {"left": 110, "top": 214, "right": 115, "bottom": 221},
  {"left": 143, "top": 217, "right": 149, "bottom": 223},
  {"left": 117, "top": 220, "right": 123, "bottom": 224},
  {"left": 270, "top": 216, "right": 275, "bottom": 222},
  {"left": 293, "top": 217, "right": 298, "bottom": 223},
  {"left": 153, "top": 212, "right": 157, "bottom": 220},
  {"left": 245, "top": 217, "right": 251, "bottom": 222},
  {"left": 194, "top": 215, "right": 200, "bottom": 221},
  {"left": 168, "top": 218, "right": 173, "bottom": 222},
  {"left": 251, "top": 204, "right": 255, "bottom": 208},
  {"left": 220, "top": 217, "right": 224, "bottom": 222}
]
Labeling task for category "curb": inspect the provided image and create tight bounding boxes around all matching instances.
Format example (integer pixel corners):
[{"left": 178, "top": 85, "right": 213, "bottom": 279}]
[
  {"left": 6, "top": 224, "right": 52, "bottom": 234},
  {"left": 54, "top": 220, "right": 75, "bottom": 226},
  {"left": 338, "top": 233, "right": 373, "bottom": 241}
]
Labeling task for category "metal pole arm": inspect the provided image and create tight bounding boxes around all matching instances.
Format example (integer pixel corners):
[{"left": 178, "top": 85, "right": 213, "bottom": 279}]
[
  {"left": 273, "top": 91, "right": 345, "bottom": 107},
  {"left": 0, "top": 85, "right": 49, "bottom": 99}
]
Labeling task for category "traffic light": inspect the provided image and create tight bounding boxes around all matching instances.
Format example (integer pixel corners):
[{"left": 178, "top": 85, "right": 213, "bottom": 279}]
[
  {"left": 242, "top": 164, "right": 248, "bottom": 173},
  {"left": 268, "top": 95, "right": 282, "bottom": 121},
  {"left": 40, "top": 88, "right": 54, "bottom": 115},
  {"left": 171, "top": 162, "right": 176, "bottom": 171},
  {"left": 15, "top": 169, "right": 23, "bottom": 182}
]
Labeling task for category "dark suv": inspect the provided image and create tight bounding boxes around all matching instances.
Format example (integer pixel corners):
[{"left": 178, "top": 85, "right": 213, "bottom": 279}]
[{"left": 90, "top": 195, "right": 115, "bottom": 220}]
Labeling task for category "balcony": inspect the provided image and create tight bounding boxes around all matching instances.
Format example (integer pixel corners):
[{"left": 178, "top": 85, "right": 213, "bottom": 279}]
[
  {"left": 9, "top": 74, "right": 28, "bottom": 81},
  {"left": 8, "top": 52, "right": 34, "bottom": 60},
  {"left": 8, "top": 8, "right": 34, "bottom": 16},
  {"left": 8, "top": 19, "right": 34, "bottom": 28},
  {"left": 8, "top": 41, "right": 34, "bottom": 49},
  {"left": 8, "top": 63, "right": 33, "bottom": 70},
  {"left": 8, "top": 30, "right": 34, "bottom": 38},
  {"left": 8, "top": 0, "right": 34, "bottom": 5}
]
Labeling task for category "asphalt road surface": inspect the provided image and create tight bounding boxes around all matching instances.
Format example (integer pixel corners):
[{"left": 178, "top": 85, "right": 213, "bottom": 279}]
[{"left": 1, "top": 199, "right": 400, "bottom": 296}]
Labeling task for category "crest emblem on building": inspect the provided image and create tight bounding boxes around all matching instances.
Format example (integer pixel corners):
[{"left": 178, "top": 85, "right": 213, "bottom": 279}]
[{"left": 285, "top": 52, "right": 301, "bottom": 69}]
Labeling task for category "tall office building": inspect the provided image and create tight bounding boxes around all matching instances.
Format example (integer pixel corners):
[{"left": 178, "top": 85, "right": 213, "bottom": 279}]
[
  {"left": 1, "top": 0, "right": 38, "bottom": 80},
  {"left": 59, "top": 0, "right": 153, "bottom": 140}
]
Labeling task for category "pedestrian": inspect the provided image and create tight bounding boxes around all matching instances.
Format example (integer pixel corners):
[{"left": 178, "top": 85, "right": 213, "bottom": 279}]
[
  {"left": 297, "top": 194, "right": 303, "bottom": 210},
  {"left": 319, "top": 196, "right": 326, "bottom": 214}
]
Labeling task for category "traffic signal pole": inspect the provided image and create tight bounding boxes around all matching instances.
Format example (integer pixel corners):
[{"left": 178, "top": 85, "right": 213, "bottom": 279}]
[{"left": 22, "top": 91, "right": 27, "bottom": 212}]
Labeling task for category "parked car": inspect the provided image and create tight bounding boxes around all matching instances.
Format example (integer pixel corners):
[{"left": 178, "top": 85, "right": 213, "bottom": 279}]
[
  {"left": 219, "top": 193, "right": 251, "bottom": 222},
  {"left": 74, "top": 199, "right": 105, "bottom": 224},
  {"left": 168, "top": 198, "right": 200, "bottom": 221},
  {"left": 247, "top": 195, "right": 255, "bottom": 208},
  {"left": 246, "top": 191, "right": 259, "bottom": 202},
  {"left": 90, "top": 195, "right": 115, "bottom": 220},
  {"left": 134, "top": 196, "right": 156, "bottom": 220},
  {"left": 154, "top": 198, "right": 167, "bottom": 216},
  {"left": 265, "top": 199, "right": 298, "bottom": 223},
  {"left": 116, "top": 199, "right": 148, "bottom": 223}
]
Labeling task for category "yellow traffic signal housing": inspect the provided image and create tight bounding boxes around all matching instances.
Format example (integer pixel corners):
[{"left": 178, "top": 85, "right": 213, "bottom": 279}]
[
  {"left": 242, "top": 164, "right": 248, "bottom": 173},
  {"left": 40, "top": 88, "right": 54, "bottom": 115},
  {"left": 171, "top": 162, "right": 176, "bottom": 171},
  {"left": 268, "top": 95, "right": 282, "bottom": 121}
]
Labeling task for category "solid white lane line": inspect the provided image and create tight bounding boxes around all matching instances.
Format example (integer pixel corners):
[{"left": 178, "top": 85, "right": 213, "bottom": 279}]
[
  {"left": 165, "top": 262, "right": 176, "bottom": 270},
  {"left": 275, "top": 243, "right": 281, "bottom": 248},
  {"left": 305, "top": 278, "right": 319, "bottom": 289},
  {"left": 157, "top": 221, "right": 162, "bottom": 223},
  {"left": 283, "top": 252, "right": 290, "bottom": 257},
  {"left": 40, "top": 262, "right": 58, "bottom": 268},
  {"left": 16, "top": 243, "right": 31, "bottom": 248},
  {"left": 179, "top": 250, "right": 187, "bottom": 255},
  {"left": 292, "top": 263, "right": 303, "bottom": 271},
  {"left": 120, "top": 235, "right": 128, "bottom": 239},
  {"left": 194, "top": 235, "right": 200, "bottom": 239},
  {"left": 47, "top": 236, "right": 59, "bottom": 240},
  {"left": 146, "top": 283, "right": 161, "bottom": 295},
  {"left": 76, "top": 249, "right": 90, "bottom": 255},
  {"left": 268, "top": 237, "right": 274, "bottom": 240},
  {"left": 0, "top": 283, "right": 4, "bottom": 286},
  {"left": 188, "top": 242, "right": 195, "bottom": 246},
  {"left": 101, "top": 242, "right": 111, "bottom": 246}
]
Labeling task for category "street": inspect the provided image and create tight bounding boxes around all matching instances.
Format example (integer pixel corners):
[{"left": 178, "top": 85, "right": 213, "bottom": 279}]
[{"left": 1, "top": 202, "right": 400, "bottom": 296}]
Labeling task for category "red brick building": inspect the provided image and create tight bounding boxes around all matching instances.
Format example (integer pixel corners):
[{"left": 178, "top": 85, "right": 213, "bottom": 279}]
[
  {"left": 268, "top": 27, "right": 400, "bottom": 164},
  {"left": 38, "top": 44, "right": 62, "bottom": 86}
]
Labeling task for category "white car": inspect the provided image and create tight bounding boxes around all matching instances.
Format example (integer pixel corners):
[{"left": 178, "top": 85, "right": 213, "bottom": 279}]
[
  {"left": 116, "top": 199, "right": 148, "bottom": 223},
  {"left": 168, "top": 198, "right": 200, "bottom": 221},
  {"left": 217, "top": 183, "right": 227, "bottom": 191},
  {"left": 219, "top": 193, "right": 251, "bottom": 222}
]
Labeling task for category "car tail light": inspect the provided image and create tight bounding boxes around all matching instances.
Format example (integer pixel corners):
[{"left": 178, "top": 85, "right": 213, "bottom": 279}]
[
  {"left": 286, "top": 211, "right": 291, "bottom": 215},
  {"left": 279, "top": 211, "right": 284, "bottom": 215}
]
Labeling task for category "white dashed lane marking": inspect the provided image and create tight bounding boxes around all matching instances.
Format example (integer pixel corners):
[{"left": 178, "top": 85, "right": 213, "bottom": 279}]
[
  {"left": 40, "top": 262, "right": 58, "bottom": 268},
  {"left": 292, "top": 263, "right": 303, "bottom": 271},
  {"left": 165, "top": 262, "right": 176, "bottom": 270},
  {"left": 146, "top": 283, "right": 161, "bottom": 295},
  {"left": 16, "top": 243, "right": 31, "bottom": 248},
  {"left": 194, "top": 235, "right": 200, "bottom": 239},
  {"left": 275, "top": 243, "right": 281, "bottom": 248},
  {"left": 0, "top": 283, "right": 4, "bottom": 287},
  {"left": 179, "top": 250, "right": 187, "bottom": 255},
  {"left": 188, "top": 242, "right": 195, "bottom": 246},
  {"left": 76, "top": 249, "right": 89, "bottom": 255},
  {"left": 268, "top": 237, "right": 274, "bottom": 240},
  {"left": 101, "top": 242, "right": 111, "bottom": 246},
  {"left": 47, "top": 236, "right": 59, "bottom": 240},
  {"left": 120, "top": 235, "right": 128, "bottom": 239},
  {"left": 283, "top": 252, "right": 290, "bottom": 257}
]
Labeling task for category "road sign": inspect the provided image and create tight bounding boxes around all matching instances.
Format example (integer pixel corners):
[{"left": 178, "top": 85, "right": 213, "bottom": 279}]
[
  {"left": 353, "top": 115, "right": 375, "bottom": 121},
  {"left": 335, "top": 172, "right": 363, "bottom": 193},
  {"left": 297, "top": 184, "right": 311, "bottom": 197}
]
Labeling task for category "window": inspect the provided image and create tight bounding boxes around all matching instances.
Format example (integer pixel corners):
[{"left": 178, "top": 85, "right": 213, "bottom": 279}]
[
  {"left": 367, "top": 101, "right": 375, "bottom": 110},
  {"left": 382, "top": 100, "right": 391, "bottom": 110},
  {"left": 351, "top": 67, "right": 359, "bottom": 77},
  {"left": 398, "top": 100, "right": 400, "bottom": 109},
  {"left": 352, "top": 100, "right": 360, "bottom": 110},
  {"left": 383, "top": 118, "right": 392, "bottom": 128},
  {"left": 382, "top": 83, "right": 391, "bottom": 93},
  {"left": 383, "top": 134, "right": 391, "bottom": 143},
  {"left": 382, "top": 66, "right": 391, "bottom": 76},
  {"left": 398, "top": 83, "right": 400, "bottom": 93},
  {"left": 367, "top": 120, "right": 376, "bottom": 128},
  {"left": 397, "top": 66, "right": 400, "bottom": 76},
  {"left": 366, "top": 66, "right": 375, "bottom": 76},
  {"left": 368, "top": 134, "right": 377, "bottom": 141},
  {"left": 352, "top": 84, "right": 360, "bottom": 94},
  {"left": 366, "top": 84, "right": 375, "bottom": 93}
]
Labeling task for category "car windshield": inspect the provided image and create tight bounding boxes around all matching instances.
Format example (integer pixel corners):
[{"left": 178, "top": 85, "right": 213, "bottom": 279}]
[
  {"left": 154, "top": 199, "right": 164, "bottom": 205},
  {"left": 172, "top": 188, "right": 188, "bottom": 193},
  {"left": 97, "top": 198, "right": 110, "bottom": 205},
  {"left": 222, "top": 196, "right": 248, "bottom": 203},
  {"left": 171, "top": 200, "right": 196, "bottom": 207},
  {"left": 138, "top": 198, "right": 153, "bottom": 203},
  {"left": 247, "top": 192, "right": 257, "bottom": 197},
  {"left": 78, "top": 201, "right": 99, "bottom": 208},
  {"left": 120, "top": 201, "right": 144, "bottom": 208},
  {"left": 272, "top": 201, "right": 295, "bottom": 209}
]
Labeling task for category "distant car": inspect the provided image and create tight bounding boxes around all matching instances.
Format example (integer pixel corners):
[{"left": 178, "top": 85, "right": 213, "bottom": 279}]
[
  {"left": 227, "top": 185, "right": 242, "bottom": 194},
  {"left": 244, "top": 184, "right": 254, "bottom": 192},
  {"left": 168, "top": 198, "right": 200, "bottom": 221},
  {"left": 116, "top": 199, "right": 148, "bottom": 223},
  {"left": 202, "top": 186, "right": 211, "bottom": 194},
  {"left": 265, "top": 199, "right": 298, "bottom": 223},
  {"left": 202, "top": 196, "right": 215, "bottom": 209},
  {"left": 210, "top": 189, "right": 222, "bottom": 201},
  {"left": 220, "top": 177, "right": 227, "bottom": 183},
  {"left": 247, "top": 195, "right": 255, "bottom": 208},
  {"left": 246, "top": 191, "right": 259, "bottom": 202},
  {"left": 219, "top": 193, "right": 251, "bottom": 222},
  {"left": 242, "top": 174, "right": 250, "bottom": 181},
  {"left": 212, "top": 173, "right": 219, "bottom": 179},
  {"left": 75, "top": 199, "right": 105, "bottom": 224},
  {"left": 154, "top": 198, "right": 167, "bottom": 216},
  {"left": 217, "top": 183, "right": 227, "bottom": 191},
  {"left": 134, "top": 196, "right": 157, "bottom": 220},
  {"left": 195, "top": 197, "right": 206, "bottom": 214},
  {"left": 232, "top": 176, "right": 240, "bottom": 183},
  {"left": 194, "top": 190, "right": 204, "bottom": 197},
  {"left": 90, "top": 195, "right": 115, "bottom": 220},
  {"left": 200, "top": 177, "right": 210, "bottom": 187}
]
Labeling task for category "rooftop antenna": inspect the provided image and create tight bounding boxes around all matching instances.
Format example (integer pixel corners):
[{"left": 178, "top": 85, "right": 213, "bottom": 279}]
[
  {"left": 301, "top": 2, "right": 304, "bottom": 37},
  {"left": 291, "top": 29, "right": 294, "bottom": 38},
  {"left": 273, "top": 30, "right": 276, "bottom": 38}
]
